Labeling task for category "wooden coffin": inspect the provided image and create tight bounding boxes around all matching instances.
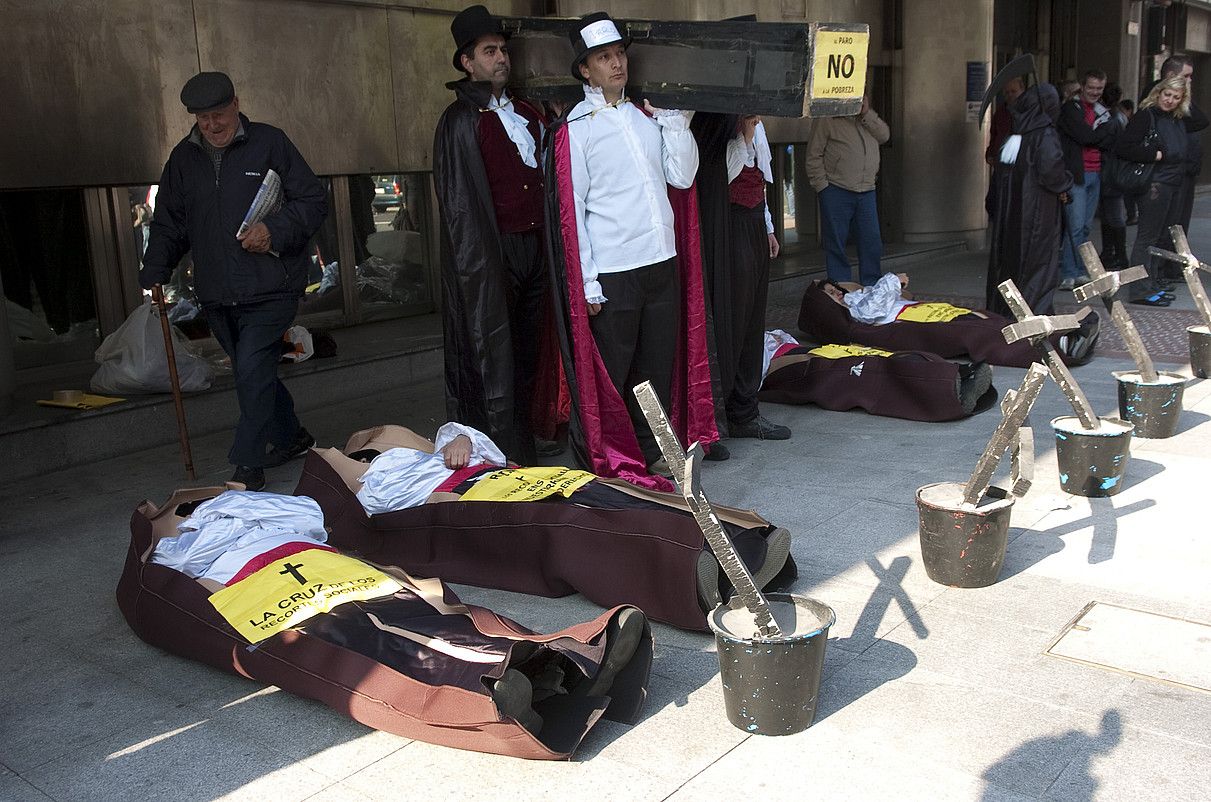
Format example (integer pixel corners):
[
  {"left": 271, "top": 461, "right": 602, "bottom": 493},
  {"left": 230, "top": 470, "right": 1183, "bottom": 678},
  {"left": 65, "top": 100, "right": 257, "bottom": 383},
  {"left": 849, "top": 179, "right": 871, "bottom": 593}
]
[{"left": 499, "top": 17, "right": 869, "bottom": 118}]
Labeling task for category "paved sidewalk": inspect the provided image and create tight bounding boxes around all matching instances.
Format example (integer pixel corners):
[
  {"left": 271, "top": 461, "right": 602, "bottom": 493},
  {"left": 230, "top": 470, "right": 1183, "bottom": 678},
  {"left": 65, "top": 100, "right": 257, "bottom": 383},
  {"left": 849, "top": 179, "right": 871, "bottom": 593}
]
[{"left": 4, "top": 210, "right": 1211, "bottom": 800}]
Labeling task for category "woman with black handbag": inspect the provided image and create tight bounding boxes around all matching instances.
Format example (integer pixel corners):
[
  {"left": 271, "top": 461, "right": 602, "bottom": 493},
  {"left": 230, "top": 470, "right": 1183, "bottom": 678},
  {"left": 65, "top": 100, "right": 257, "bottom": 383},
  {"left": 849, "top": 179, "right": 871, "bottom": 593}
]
[{"left": 1116, "top": 75, "right": 1191, "bottom": 306}]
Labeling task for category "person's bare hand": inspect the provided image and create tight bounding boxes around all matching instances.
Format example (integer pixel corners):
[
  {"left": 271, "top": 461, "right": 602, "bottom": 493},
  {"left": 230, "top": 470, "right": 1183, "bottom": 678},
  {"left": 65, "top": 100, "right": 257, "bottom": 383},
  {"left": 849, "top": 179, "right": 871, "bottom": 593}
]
[
  {"left": 1155, "top": 150, "right": 1164, "bottom": 161},
  {"left": 643, "top": 99, "right": 666, "bottom": 115},
  {"left": 440, "top": 434, "right": 472, "bottom": 469},
  {"left": 740, "top": 115, "right": 759, "bottom": 143},
  {"left": 237, "top": 221, "right": 272, "bottom": 253},
  {"left": 860, "top": 94, "right": 871, "bottom": 117},
  {"left": 587, "top": 302, "right": 602, "bottom": 316},
  {"left": 768, "top": 233, "right": 780, "bottom": 258},
  {"left": 896, "top": 272, "right": 909, "bottom": 287}
]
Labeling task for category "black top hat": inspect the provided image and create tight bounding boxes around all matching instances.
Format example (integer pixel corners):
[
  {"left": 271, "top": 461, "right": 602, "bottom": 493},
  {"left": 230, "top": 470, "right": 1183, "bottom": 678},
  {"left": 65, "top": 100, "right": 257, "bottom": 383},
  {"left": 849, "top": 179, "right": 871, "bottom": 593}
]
[
  {"left": 569, "top": 12, "right": 631, "bottom": 82},
  {"left": 450, "top": 5, "right": 508, "bottom": 72}
]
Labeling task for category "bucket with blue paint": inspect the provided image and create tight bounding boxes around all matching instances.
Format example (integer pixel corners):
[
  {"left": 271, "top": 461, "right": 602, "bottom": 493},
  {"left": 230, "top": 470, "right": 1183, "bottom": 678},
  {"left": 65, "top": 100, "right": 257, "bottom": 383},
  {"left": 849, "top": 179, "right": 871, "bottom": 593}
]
[
  {"left": 1114, "top": 370, "right": 1186, "bottom": 439},
  {"left": 1051, "top": 416, "right": 1133, "bottom": 497},
  {"left": 708, "top": 593, "right": 834, "bottom": 736},
  {"left": 1190, "top": 326, "right": 1211, "bottom": 380}
]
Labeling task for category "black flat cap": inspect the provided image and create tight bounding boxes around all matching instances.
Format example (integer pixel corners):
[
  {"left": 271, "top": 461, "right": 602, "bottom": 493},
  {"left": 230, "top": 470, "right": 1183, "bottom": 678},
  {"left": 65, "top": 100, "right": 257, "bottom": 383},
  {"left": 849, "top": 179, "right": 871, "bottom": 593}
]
[{"left": 180, "top": 71, "right": 235, "bottom": 113}]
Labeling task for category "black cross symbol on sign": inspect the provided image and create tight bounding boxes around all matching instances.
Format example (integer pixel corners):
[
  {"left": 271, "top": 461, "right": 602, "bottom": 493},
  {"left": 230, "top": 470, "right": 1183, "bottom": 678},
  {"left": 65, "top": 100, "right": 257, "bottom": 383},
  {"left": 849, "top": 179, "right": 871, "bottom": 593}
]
[{"left": 279, "top": 562, "right": 308, "bottom": 585}]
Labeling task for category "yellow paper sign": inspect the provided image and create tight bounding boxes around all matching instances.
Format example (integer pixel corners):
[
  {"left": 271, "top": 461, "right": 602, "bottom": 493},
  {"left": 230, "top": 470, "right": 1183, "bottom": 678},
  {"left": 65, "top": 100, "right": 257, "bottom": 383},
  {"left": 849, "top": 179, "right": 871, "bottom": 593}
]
[
  {"left": 460, "top": 466, "right": 595, "bottom": 502},
  {"left": 808, "top": 344, "right": 894, "bottom": 360},
  {"left": 209, "top": 549, "right": 402, "bottom": 643},
  {"left": 811, "top": 29, "right": 869, "bottom": 100},
  {"left": 896, "top": 302, "right": 972, "bottom": 323}
]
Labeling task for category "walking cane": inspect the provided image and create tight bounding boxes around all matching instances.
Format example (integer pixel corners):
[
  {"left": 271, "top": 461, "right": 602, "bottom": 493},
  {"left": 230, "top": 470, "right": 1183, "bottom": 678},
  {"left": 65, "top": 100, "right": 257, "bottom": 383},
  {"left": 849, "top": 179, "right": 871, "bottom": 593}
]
[{"left": 152, "top": 285, "right": 196, "bottom": 479}]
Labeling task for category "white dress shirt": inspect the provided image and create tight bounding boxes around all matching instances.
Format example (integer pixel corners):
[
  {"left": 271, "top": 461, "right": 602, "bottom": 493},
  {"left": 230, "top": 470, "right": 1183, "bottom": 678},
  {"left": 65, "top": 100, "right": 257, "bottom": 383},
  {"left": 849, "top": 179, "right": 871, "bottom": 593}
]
[
  {"left": 566, "top": 86, "right": 699, "bottom": 303},
  {"left": 725, "top": 120, "right": 775, "bottom": 234},
  {"left": 355, "top": 423, "right": 507, "bottom": 514},
  {"left": 487, "top": 90, "right": 538, "bottom": 169}
]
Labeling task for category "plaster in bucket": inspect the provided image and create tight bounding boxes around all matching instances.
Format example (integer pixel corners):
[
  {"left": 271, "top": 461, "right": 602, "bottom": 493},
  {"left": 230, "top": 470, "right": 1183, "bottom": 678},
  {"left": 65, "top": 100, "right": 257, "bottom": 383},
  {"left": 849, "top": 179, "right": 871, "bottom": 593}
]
[
  {"left": 1114, "top": 370, "right": 1186, "bottom": 439},
  {"left": 709, "top": 594, "right": 835, "bottom": 736}
]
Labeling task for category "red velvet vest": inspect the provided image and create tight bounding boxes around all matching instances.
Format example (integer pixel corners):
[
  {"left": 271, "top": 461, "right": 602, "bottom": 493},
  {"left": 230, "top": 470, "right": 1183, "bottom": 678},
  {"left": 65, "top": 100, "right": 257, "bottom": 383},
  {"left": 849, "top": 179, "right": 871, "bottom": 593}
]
[
  {"left": 476, "top": 99, "right": 545, "bottom": 234},
  {"left": 729, "top": 164, "right": 766, "bottom": 208}
]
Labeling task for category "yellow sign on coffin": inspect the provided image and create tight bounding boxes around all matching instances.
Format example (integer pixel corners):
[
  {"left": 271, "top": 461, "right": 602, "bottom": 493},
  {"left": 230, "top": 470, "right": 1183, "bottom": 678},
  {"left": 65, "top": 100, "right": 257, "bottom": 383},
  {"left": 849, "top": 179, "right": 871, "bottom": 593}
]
[
  {"left": 811, "top": 29, "right": 869, "bottom": 100},
  {"left": 209, "top": 549, "right": 402, "bottom": 643},
  {"left": 896, "top": 302, "right": 972, "bottom": 323},
  {"left": 808, "top": 344, "right": 894, "bottom": 360},
  {"left": 460, "top": 466, "right": 595, "bottom": 502}
]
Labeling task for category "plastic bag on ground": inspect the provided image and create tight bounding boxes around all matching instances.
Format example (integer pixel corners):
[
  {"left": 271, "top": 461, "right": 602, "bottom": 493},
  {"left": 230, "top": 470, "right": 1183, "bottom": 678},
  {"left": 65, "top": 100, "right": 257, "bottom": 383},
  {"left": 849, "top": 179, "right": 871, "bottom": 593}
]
[{"left": 90, "top": 300, "right": 213, "bottom": 394}]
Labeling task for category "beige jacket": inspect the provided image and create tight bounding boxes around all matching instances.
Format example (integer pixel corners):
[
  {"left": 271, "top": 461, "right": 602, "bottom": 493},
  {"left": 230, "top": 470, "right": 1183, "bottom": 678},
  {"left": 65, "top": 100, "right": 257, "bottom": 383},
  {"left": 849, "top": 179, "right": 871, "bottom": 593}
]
[{"left": 805, "top": 108, "right": 890, "bottom": 193}]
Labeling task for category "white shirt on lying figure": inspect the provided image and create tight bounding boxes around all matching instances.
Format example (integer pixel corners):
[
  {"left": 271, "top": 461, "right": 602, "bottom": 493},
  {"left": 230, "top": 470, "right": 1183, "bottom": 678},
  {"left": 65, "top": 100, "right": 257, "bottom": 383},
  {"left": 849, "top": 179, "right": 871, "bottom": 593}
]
[
  {"left": 151, "top": 491, "right": 329, "bottom": 584},
  {"left": 355, "top": 422, "right": 507, "bottom": 514},
  {"left": 567, "top": 85, "right": 699, "bottom": 303},
  {"left": 725, "top": 120, "right": 775, "bottom": 234},
  {"left": 844, "top": 272, "right": 915, "bottom": 325}
]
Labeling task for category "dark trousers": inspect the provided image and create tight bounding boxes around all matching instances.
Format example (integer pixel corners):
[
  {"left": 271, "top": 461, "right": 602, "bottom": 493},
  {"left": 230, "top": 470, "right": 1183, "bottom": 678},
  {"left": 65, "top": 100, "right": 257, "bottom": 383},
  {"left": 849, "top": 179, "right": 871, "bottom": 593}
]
[
  {"left": 204, "top": 297, "right": 301, "bottom": 467},
  {"left": 500, "top": 230, "right": 547, "bottom": 465},
  {"left": 590, "top": 258, "right": 680, "bottom": 465},
  {"left": 818, "top": 184, "right": 883, "bottom": 285},
  {"left": 1127, "top": 181, "right": 1182, "bottom": 300},
  {"left": 724, "top": 206, "right": 771, "bottom": 425}
]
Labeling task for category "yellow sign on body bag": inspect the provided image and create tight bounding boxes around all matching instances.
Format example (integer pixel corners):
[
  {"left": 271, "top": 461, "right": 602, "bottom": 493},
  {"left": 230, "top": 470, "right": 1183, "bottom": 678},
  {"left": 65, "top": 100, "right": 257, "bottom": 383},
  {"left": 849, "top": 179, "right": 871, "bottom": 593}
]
[
  {"left": 209, "top": 549, "right": 402, "bottom": 643},
  {"left": 808, "top": 344, "right": 894, "bottom": 360},
  {"left": 896, "top": 302, "right": 971, "bottom": 323},
  {"left": 460, "top": 466, "right": 595, "bottom": 502}
]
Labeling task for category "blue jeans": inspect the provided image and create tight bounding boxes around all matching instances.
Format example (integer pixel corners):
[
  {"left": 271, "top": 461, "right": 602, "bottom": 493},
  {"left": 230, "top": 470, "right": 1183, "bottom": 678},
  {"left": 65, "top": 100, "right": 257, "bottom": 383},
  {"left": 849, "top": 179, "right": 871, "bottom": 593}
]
[
  {"left": 1060, "top": 171, "right": 1101, "bottom": 280},
  {"left": 818, "top": 184, "right": 883, "bottom": 285}
]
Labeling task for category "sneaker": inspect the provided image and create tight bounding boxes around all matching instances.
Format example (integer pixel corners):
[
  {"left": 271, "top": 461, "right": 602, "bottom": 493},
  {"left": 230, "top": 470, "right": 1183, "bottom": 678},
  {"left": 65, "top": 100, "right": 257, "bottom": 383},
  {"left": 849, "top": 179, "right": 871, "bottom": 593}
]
[
  {"left": 230, "top": 465, "right": 266, "bottom": 491},
  {"left": 728, "top": 415, "right": 791, "bottom": 440},
  {"left": 703, "top": 441, "right": 730, "bottom": 461},
  {"left": 696, "top": 550, "right": 723, "bottom": 610},
  {"left": 646, "top": 457, "right": 673, "bottom": 478},
  {"left": 490, "top": 669, "right": 543, "bottom": 734},
  {"left": 1129, "top": 294, "right": 1171, "bottom": 307},
  {"left": 577, "top": 608, "right": 647, "bottom": 698},
  {"left": 751, "top": 527, "right": 792, "bottom": 590},
  {"left": 957, "top": 362, "right": 993, "bottom": 415},
  {"left": 266, "top": 426, "right": 316, "bottom": 466},
  {"left": 1059, "top": 277, "right": 1076, "bottom": 291}
]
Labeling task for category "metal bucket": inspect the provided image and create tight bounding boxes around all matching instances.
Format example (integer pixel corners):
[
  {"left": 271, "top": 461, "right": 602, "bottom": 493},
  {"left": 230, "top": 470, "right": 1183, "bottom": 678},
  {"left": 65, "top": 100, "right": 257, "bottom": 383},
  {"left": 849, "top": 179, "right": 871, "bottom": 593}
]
[
  {"left": 1114, "top": 370, "right": 1186, "bottom": 439},
  {"left": 1189, "top": 325, "right": 1211, "bottom": 380},
  {"left": 708, "top": 594, "right": 835, "bottom": 736},
  {"left": 915, "top": 482, "right": 1015, "bottom": 588},
  {"left": 1052, "top": 416, "right": 1134, "bottom": 497}
]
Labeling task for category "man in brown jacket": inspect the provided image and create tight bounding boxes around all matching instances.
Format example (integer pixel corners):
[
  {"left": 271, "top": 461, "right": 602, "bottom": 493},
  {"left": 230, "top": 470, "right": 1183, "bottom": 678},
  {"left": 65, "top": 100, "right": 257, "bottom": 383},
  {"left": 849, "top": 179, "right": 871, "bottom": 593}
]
[{"left": 806, "top": 93, "right": 890, "bottom": 285}]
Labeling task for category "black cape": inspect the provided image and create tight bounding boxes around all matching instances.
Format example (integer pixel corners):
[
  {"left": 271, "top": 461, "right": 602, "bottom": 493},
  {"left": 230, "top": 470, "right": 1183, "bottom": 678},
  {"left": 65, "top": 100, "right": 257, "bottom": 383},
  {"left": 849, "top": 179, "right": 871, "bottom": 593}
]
[
  {"left": 433, "top": 80, "right": 527, "bottom": 458},
  {"left": 986, "top": 83, "right": 1073, "bottom": 317}
]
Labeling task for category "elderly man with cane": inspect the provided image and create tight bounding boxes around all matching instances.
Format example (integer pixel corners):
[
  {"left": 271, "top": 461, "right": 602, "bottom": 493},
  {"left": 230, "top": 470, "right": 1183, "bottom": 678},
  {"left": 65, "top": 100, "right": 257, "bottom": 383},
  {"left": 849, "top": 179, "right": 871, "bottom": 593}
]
[{"left": 140, "top": 71, "right": 327, "bottom": 490}]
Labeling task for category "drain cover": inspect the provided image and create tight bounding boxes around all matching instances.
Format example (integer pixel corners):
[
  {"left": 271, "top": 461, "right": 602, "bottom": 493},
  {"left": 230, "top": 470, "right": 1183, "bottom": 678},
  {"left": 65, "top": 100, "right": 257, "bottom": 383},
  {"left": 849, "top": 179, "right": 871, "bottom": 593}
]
[{"left": 1046, "top": 602, "right": 1211, "bottom": 693}]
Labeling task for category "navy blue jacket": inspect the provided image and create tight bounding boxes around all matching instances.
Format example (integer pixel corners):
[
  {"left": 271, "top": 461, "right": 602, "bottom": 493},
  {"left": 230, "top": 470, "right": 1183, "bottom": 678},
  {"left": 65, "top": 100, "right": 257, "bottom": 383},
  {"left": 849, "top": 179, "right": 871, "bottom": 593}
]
[{"left": 140, "top": 114, "right": 327, "bottom": 306}]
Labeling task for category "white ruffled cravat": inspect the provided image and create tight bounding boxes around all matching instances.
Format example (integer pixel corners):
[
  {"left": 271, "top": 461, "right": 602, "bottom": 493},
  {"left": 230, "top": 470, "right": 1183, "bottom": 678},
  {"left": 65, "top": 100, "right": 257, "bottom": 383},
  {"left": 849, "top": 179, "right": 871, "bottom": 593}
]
[{"left": 486, "top": 92, "right": 538, "bottom": 169}]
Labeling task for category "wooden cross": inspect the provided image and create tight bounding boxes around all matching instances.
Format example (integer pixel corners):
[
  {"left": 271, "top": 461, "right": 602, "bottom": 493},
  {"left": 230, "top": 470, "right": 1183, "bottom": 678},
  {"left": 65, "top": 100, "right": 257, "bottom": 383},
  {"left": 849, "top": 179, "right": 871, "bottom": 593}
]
[
  {"left": 1147, "top": 225, "right": 1211, "bottom": 328},
  {"left": 997, "top": 279, "right": 1100, "bottom": 430},
  {"left": 633, "top": 381, "right": 782, "bottom": 639},
  {"left": 961, "top": 363, "right": 1048, "bottom": 506},
  {"left": 1074, "top": 242, "right": 1157, "bottom": 382}
]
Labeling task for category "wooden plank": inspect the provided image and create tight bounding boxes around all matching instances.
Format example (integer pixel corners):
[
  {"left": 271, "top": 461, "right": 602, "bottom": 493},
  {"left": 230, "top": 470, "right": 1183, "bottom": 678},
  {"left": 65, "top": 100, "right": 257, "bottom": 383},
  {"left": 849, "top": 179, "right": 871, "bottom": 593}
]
[
  {"left": 962, "top": 364, "right": 1048, "bottom": 506},
  {"left": 1077, "top": 242, "right": 1156, "bottom": 382}
]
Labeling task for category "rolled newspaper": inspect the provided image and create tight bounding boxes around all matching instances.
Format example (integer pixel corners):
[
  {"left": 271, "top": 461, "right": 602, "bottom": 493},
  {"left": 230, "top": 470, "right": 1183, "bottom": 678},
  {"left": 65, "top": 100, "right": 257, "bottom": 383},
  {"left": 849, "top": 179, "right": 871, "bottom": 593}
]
[{"left": 236, "top": 169, "right": 282, "bottom": 256}]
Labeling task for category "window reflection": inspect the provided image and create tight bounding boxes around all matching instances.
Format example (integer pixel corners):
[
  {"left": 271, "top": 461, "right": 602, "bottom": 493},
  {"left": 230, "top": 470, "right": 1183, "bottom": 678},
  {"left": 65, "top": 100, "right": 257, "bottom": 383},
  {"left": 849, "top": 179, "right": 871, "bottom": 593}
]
[{"left": 356, "top": 173, "right": 432, "bottom": 318}]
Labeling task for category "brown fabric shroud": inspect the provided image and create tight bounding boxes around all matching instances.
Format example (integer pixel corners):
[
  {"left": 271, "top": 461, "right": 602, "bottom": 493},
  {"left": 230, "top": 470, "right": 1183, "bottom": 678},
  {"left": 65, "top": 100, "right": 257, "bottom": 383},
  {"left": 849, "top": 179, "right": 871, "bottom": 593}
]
[
  {"left": 797, "top": 280, "right": 1061, "bottom": 368},
  {"left": 116, "top": 487, "right": 653, "bottom": 760},
  {"left": 294, "top": 426, "right": 779, "bottom": 632}
]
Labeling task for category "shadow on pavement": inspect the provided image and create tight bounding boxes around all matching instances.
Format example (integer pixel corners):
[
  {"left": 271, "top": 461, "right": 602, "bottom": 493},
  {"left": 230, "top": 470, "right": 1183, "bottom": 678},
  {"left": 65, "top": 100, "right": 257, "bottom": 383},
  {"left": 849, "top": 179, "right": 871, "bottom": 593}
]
[{"left": 979, "top": 709, "right": 1122, "bottom": 801}]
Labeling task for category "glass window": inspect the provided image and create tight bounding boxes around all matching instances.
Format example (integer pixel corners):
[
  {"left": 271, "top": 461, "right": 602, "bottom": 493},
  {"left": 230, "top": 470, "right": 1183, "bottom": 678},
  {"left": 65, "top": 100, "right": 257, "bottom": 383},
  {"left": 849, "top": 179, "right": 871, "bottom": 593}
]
[
  {"left": 1, "top": 188, "right": 101, "bottom": 367},
  {"left": 298, "top": 179, "right": 345, "bottom": 320},
  {"left": 353, "top": 172, "right": 434, "bottom": 321}
]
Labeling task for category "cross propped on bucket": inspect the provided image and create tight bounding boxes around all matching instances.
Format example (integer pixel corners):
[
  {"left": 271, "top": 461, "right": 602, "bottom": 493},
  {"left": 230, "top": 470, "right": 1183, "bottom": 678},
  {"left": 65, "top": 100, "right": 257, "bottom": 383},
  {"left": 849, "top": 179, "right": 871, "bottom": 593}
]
[
  {"left": 633, "top": 381, "right": 782, "bottom": 639},
  {"left": 1148, "top": 225, "right": 1211, "bottom": 329},
  {"left": 997, "top": 279, "right": 1100, "bottom": 430},
  {"left": 1074, "top": 242, "right": 1157, "bottom": 382},
  {"left": 960, "top": 363, "right": 1048, "bottom": 507}
]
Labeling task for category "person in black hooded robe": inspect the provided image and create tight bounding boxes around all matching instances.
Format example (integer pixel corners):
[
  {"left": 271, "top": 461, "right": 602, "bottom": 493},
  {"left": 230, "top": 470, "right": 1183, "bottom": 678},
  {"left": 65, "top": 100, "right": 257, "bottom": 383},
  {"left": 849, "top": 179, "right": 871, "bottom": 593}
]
[
  {"left": 985, "top": 82, "right": 1073, "bottom": 318},
  {"left": 433, "top": 5, "right": 548, "bottom": 464}
]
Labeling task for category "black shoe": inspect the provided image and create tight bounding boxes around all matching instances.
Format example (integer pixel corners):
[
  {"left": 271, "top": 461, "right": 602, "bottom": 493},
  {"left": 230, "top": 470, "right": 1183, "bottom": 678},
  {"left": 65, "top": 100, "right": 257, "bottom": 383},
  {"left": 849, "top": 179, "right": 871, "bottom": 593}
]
[
  {"left": 1125, "top": 216, "right": 1138, "bottom": 226},
  {"left": 577, "top": 608, "right": 647, "bottom": 699},
  {"left": 535, "top": 438, "right": 565, "bottom": 457},
  {"left": 957, "top": 362, "right": 993, "bottom": 415},
  {"left": 230, "top": 465, "right": 266, "bottom": 491},
  {"left": 266, "top": 426, "right": 316, "bottom": 466},
  {"left": 728, "top": 415, "right": 791, "bottom": 440},
  {"left": 1130, "top": 294, "right": 1172, "bottom": 307},
  {"left": 490, "top": 669, "right": 543, "bottom": 735},
  {"left": 703, "top": 441, "right": 730, "bottom": 461}
]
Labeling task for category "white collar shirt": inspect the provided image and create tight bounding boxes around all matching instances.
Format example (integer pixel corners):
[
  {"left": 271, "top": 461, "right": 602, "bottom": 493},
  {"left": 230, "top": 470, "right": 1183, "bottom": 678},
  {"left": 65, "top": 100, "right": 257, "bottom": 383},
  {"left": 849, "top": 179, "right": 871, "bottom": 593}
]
[
  {"left": 487, "top": 90, "right": 539, "bottom": 169},
  {"left": 566, "top": 86, "right": 699, "bottom": 303}
]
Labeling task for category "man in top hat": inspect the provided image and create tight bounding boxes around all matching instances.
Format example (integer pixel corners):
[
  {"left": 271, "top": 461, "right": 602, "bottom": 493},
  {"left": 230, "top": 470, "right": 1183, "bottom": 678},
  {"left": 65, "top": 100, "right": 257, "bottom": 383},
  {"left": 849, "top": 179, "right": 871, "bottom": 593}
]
[
  {"left": 139, "top": 71, "right": 327, "bottom": 491},
  {"left": 546, "top": 11, "right": 718, "bottom": 487},
  {"left": 433, "top": 5, "right": 550, "bottom": 465}
]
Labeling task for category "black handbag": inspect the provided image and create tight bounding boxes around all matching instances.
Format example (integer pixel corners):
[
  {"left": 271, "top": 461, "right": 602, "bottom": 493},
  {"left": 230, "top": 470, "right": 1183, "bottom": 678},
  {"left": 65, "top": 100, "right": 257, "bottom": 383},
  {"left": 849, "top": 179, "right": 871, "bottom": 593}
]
[{"left": 1105, "top": 112, "right": 1158, "bottom": 194}]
